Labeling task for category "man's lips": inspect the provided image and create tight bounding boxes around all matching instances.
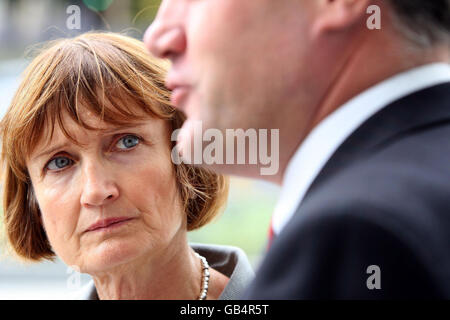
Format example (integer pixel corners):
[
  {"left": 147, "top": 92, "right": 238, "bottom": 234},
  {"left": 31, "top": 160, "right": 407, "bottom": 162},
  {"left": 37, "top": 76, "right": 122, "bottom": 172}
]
[
  {"left": 170, "top": 86, "right": 190, "bottom": 109},
  {"left": 166, "top": 72, "right": 191, "bottom": 110},
  {"left": 86, "top": 217, "right": 134, "bottom": 232}
]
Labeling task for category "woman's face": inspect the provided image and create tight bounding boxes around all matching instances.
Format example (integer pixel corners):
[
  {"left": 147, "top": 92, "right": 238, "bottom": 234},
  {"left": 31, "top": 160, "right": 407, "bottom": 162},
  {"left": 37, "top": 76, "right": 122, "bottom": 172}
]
[{"left": 26, "top": 108, "right": 185, "bottom": 274}]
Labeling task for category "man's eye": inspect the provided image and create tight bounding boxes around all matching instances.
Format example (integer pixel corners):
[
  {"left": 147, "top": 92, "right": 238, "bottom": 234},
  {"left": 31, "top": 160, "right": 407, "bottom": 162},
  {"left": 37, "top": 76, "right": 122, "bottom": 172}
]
[
  {"left": 115, "top": 135, "right": 140, "bottom": 150},
  {"left": 46, "top": 157, "right": 73, "bottom": 171}
]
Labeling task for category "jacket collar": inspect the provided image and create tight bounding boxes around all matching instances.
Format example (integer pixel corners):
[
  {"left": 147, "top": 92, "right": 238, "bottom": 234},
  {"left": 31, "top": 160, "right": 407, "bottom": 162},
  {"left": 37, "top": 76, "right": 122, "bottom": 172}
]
[{"left": 304, "top": 81, "right": 450, "bottom": 201}]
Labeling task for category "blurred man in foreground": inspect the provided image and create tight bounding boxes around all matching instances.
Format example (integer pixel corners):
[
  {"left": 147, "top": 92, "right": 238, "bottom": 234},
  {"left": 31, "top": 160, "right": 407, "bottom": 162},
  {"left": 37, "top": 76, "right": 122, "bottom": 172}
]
[{"left": 145, "top": 0, "right": 450, "bottom": 298}]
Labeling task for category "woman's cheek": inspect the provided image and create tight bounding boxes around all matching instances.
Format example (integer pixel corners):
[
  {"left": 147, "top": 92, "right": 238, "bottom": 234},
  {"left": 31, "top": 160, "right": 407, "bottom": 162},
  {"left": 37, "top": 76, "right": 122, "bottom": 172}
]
[
  {"left": 126, "top": 150, "right": 182, "bottom": 222},
  {"left": 37, "top": 178, "right": 80, "bottom": 252}
]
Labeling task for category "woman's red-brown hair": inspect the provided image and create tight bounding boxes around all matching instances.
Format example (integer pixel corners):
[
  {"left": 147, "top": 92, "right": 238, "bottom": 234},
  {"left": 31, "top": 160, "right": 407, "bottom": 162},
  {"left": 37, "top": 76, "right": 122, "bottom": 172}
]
[{"left": 0, "top": 32, "right": 228, "bottom": 262}]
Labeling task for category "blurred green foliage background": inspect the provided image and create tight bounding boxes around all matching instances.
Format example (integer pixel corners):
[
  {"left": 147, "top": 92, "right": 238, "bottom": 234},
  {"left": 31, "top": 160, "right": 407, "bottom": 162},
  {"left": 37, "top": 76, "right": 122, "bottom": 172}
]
[{"left": 189, "top": 177, "right": 278, "bottom": 265}]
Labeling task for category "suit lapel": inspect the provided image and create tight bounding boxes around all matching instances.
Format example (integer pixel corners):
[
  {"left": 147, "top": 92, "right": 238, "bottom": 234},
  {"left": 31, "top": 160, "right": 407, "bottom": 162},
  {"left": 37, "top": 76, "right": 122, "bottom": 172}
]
[{"left": 301, "top": 82, "right": 450, "bottom": 204}]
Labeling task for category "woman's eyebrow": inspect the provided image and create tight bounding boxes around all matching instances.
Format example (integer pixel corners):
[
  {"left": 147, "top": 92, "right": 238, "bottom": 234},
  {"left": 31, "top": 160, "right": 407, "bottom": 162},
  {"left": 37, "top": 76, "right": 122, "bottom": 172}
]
[
  {"left": 32, "top": 123, "right": 149, "bottom": 161},
  {"left": 98, "top": 122, "right": 147, "bottom": 134},
  {"left": 32, "top": 142, "right": 72, "bottom": 161}
]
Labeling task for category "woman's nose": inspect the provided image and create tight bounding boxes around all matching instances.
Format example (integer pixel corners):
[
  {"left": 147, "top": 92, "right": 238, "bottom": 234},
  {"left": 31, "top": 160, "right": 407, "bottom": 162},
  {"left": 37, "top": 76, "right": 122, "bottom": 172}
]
[
  {"left": 144, "top": 0, "right": 187, "bottom": 59},
  {"left": 80, "top": 163, "right": 119, "bottom": 208}
]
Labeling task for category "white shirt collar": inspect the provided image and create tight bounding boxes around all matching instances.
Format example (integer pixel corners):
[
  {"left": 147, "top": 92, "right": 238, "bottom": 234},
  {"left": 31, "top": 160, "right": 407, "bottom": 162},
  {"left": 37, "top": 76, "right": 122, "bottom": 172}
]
[{"left": 272, "top": 63, "right": 450, "bottom": 235}]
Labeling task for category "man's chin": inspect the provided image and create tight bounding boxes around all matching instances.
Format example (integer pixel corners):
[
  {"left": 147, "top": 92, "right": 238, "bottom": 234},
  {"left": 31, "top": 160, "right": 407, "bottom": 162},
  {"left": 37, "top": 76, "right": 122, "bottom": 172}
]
[
  {"left": 176, "top": 118, "right": 195, "bottom": 161},
  {"left": 174, "top": 119, "right": 257, "bottom": 177},
  {"left": 173, "top": 117, "right": 281, "bottom": 182}
]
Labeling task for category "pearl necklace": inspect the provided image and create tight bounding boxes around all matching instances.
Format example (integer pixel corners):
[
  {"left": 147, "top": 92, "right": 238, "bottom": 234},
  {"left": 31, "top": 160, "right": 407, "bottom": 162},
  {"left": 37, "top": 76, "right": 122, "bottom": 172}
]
[{"left": 195, "top": 252, "right": 210, "bottom": 300}]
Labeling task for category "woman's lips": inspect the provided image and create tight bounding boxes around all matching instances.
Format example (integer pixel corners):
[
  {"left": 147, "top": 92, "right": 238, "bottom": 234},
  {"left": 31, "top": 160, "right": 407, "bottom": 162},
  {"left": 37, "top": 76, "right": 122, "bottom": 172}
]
[{"left": 86, "top": 217, "right": 134, "bottom": 232}]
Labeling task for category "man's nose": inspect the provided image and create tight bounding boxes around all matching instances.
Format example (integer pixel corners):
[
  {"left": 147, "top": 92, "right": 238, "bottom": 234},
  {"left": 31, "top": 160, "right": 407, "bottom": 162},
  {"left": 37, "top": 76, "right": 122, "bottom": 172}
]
[
  {"left": 80, "top": 162, "right": 119, "bottom": 208},
  {"left": 143, "top": 1, "right": 187, "bottom": 59}
]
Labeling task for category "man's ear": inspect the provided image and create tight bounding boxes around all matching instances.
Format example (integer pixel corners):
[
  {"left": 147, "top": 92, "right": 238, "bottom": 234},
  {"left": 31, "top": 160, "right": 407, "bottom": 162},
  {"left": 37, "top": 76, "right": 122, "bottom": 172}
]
[{"left": 312, "top": 0, "right": 373, "bottom": 36}]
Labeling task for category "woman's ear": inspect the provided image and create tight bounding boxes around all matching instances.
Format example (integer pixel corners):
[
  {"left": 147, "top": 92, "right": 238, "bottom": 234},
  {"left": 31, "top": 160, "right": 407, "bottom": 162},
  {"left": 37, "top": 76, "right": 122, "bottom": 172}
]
[{"left": 312, "top": 0, "right": 373, "bottom": 36}]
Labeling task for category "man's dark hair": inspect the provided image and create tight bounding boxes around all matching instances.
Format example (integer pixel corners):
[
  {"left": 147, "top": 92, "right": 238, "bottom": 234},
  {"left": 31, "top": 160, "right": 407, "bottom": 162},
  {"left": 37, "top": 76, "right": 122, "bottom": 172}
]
[{"left": 389, "top": 0, "right": 450, "bottom": 46}]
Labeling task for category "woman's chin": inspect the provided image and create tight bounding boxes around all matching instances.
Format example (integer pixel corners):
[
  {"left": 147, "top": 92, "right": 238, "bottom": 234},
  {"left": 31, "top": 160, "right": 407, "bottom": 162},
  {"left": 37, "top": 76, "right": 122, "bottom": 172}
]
[{"left": 83, "top": 238, "right": 144, "bottom": 273}]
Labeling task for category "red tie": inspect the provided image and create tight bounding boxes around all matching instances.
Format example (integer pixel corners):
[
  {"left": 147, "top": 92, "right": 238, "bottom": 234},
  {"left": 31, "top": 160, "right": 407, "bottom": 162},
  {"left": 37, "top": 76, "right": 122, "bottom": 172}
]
[{"left": 267, "top": 217, "right": 275, "bottom": 250}]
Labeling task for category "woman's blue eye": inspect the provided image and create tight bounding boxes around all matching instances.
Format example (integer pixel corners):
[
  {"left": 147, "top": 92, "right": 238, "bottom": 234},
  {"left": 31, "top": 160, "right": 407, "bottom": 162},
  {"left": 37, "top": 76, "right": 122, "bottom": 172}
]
[
  {"left": 46, "top": 157, "right": 72, "bottom": 171},
  {"left": 116, "top": 135, "right": 140, "bottom": 150}
]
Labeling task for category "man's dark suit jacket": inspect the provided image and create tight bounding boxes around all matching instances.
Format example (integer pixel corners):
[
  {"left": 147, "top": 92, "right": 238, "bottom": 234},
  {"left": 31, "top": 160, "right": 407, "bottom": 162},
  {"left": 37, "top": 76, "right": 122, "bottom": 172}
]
[{"left": 246, "top": 82, "right": 450, "bottom": 299}]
